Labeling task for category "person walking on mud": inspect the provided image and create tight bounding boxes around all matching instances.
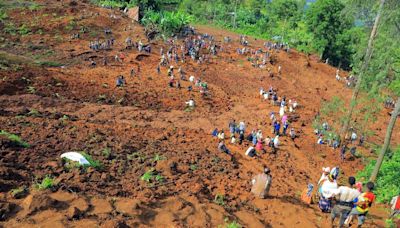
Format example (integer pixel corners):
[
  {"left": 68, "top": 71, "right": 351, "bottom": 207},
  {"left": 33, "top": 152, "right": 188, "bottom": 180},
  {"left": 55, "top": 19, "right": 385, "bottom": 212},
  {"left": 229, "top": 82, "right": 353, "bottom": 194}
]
[
  {"left": 346, "top": 182, "right": 376, "bottom": 228},
  {"left": 330, "top": 176, "right": 360, "bottom": 228},
  {"left": 251, "top": 167, "right": 272, "bottom": 199}
]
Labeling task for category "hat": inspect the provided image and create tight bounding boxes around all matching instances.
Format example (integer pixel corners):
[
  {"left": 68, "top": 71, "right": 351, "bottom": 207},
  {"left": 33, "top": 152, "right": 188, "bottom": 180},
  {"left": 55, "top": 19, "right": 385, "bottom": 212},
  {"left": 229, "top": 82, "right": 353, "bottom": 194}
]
[
  {"left": 264, "top": 167, "right": 270, "bottom": 174},
  {"left": 170, "top": 65, "right": 174, "bottom": 69}
]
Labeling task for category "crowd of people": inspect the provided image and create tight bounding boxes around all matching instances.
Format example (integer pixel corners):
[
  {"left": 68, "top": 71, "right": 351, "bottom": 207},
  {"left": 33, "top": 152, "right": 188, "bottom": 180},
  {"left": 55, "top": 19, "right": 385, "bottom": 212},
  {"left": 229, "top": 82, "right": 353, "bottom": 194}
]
[
  {"left": 314, "top": 121, "right": 365, "bottom": 162},
  {"left": 335, "top": 69, "right": 357, "bottom": 88},
  {"left": 81, "top": 20, "right": 396, "bottom": 226},
  {"left": 315, "top": 167, "right": 377, "bottom": 227}
]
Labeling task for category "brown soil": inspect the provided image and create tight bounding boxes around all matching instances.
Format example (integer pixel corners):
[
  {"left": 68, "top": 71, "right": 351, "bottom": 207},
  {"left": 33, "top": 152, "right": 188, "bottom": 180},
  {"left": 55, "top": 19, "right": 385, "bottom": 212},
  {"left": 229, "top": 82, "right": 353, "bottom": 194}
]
[{"left": 0, "top": 1, "right": 398, "bottom": 227}]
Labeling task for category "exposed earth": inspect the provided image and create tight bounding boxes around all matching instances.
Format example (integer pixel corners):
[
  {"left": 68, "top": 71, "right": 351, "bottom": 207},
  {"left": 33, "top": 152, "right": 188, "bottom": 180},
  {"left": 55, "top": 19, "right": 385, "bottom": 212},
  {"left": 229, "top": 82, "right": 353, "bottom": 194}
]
[{"left": 0, "top": 1, "right": 399, "bottom": 227}]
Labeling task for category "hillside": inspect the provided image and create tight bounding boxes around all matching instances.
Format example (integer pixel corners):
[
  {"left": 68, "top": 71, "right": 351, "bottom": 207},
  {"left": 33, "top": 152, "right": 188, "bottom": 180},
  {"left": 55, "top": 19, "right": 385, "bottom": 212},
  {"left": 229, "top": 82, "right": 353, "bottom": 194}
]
[{"left": 0, "top": 1, "right": 398, "bottom": 227}]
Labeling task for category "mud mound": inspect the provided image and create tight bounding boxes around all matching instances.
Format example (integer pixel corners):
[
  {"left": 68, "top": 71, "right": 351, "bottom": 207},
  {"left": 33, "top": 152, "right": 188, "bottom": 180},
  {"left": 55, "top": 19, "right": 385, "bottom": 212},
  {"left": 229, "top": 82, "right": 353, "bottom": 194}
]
[{"left": 21, "top": 193, "right": 67, "bottom": 216}]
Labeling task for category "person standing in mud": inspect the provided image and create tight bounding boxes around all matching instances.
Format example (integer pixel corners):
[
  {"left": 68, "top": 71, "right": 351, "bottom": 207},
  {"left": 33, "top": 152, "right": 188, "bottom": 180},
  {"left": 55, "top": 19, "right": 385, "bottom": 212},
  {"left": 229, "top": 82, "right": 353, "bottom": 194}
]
[
  {"left": 156, "top": 64, "right": 161, "bottom": 74},
  {"left": 346, "top": 182, "right": 376, "bottom": 228},
  {"left": 229, "top": 119, "right": 236, "bottom": 137},
  {"left": 330, "top": 176, "right": 360, "bottom": 228},
  {"left": 130, "top": 68, "right": 135, "bottom": 77},
  {"left": 251, "top": 167, "right": 272, "bottom": 199}
]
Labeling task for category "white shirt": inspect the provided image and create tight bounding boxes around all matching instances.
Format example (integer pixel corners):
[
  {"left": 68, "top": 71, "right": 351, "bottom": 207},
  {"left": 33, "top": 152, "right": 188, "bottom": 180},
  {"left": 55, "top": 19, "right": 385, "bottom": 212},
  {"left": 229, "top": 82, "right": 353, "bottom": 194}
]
[
  {"left": 333, "top": 186, "right": 360, "bottom": 202},
  {"left": 239, "top": 122, "right": 245, "bottom": 131},
  {"left": 279, "top": 106, "right": 285, "bottom": 117},
  {"left": 256, "top": 132, "right": 263, "bottom": 140},
  {"left": 321, "top": 180, "right": 338, "bottom": 198},
  {"left": 273, "top": 136, "right": 279, "bottom": 148}
]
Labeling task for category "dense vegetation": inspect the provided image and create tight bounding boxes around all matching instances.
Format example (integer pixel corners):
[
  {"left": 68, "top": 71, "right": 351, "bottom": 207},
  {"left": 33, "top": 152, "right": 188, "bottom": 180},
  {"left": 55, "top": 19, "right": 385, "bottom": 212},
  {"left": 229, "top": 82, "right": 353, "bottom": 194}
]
[{"left": 357, "top": 146, "right": 400, "bottom": 203}]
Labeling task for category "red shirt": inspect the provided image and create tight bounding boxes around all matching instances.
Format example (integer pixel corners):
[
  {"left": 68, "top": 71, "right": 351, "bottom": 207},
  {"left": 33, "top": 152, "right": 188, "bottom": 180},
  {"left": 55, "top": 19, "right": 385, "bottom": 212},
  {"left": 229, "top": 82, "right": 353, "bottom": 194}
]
[{"left": 357, "top": 192, "right": 375, "bottom": 212}]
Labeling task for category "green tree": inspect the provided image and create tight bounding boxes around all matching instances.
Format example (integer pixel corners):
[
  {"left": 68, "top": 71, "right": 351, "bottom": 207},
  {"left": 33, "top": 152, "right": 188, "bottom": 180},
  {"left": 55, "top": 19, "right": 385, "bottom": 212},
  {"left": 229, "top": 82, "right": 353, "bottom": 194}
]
[{"left": 305, "top": 0, "right": 352, "bottom": 67}]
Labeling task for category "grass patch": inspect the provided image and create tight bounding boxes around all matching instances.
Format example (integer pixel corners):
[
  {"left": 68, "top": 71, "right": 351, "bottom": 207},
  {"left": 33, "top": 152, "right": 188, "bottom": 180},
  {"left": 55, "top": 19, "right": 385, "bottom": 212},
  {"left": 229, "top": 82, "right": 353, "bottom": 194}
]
[
  {"left": 81, "top": 152, "right": 103, "bottom": 170},
  {"left": 27, "top": 109, "right": 40, "bottom": 117},
  {"left": 35, "top": 61, "right": 63, "bottom": 67},
  {"left": 0, "top": 8, "right": 8, "bottom": 22},
  {"left": 219, "top": 218, "right": 242, "bottom": 228},
  {"left": 153, "top": 154, "right": 166, "bottom": 162},
  {"left": 35, "top": 176, "right": 56, "bottom": 190},
  {"left": 28, "top": 3, "right": 43, "bottom": 11},
  {"left": 190, "top": 164, "right": 197, "bottom": 171},
  {"left": 18, "top": 24, "right": 31, "bottom": 35},
  {"left": 102, "top": 147, "right": 112, "bottom": 159},
  {"left": 26, "top": 86, "right": 36, "bottom": 94},
  {"left": 4, "top": 22, "right": 18, "bottom": 35},
  {"left": 141, "top": 168, "right": 164, "bottom": 183},
  {"left": 66, "top": 20, "right": 77, "bottom": 31},
  {"left": 3, "top": 23, "right": 31, "bottom": 35},
  {"left": 10, "top": 186, "right": 26, "bottom": 198},
  {"left": 0, "top": 130, "right": 30, "bottom": 148},
  {"left": 214, "top": 194, "right": 225, "bottom": 206}
]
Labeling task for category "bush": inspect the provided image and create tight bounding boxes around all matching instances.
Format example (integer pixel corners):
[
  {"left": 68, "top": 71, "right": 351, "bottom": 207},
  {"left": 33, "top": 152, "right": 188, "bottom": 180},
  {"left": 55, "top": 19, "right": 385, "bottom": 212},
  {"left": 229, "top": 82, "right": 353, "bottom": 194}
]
[
  {"left": 92, "top": 0, "right": 136, "bottom": 9},
  {"left": 357, "top": 147, "right": 400, "bottom": 203},
  {"left": 142, "top": 10, "right": 192, "bottom": 37}
]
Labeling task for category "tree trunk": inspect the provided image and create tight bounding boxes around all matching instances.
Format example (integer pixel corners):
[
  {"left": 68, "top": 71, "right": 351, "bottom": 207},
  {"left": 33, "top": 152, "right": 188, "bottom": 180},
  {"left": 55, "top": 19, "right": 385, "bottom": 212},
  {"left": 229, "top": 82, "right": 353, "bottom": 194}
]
[
  {"left": 339, "top": 0, "right": 386, "bottom": 144},
  {"left": 370, "top": 97, "right": 400, "bottom": 182}
]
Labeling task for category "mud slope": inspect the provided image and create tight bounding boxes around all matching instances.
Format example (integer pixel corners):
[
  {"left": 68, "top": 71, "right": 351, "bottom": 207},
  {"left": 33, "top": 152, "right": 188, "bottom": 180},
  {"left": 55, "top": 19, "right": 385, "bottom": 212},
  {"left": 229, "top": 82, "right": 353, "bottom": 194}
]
[{"left": 0, "top": 1, "right": 397, "bottom": 227}]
